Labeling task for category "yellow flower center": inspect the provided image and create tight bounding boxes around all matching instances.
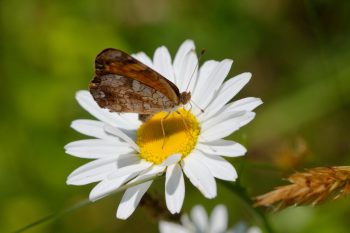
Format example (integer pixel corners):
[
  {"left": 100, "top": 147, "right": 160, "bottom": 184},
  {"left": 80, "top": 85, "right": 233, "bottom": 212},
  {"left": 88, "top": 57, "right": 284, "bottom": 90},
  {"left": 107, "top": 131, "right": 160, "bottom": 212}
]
[{"left": 137, "top": 108, "right": 200, "bottom": 164}]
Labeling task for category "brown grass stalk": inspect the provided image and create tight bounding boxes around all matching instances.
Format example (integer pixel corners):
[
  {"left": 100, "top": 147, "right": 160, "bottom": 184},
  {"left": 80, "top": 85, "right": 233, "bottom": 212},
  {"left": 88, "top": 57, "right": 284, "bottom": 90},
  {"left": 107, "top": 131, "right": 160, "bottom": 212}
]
[{"left": 254, "top": 166, "right": 350, "bottom": 210}]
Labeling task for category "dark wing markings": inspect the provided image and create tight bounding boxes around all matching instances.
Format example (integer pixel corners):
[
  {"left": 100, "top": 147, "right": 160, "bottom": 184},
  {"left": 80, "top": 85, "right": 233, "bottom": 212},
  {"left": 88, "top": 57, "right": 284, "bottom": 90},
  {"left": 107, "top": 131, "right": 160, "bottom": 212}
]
[
  {"left": 89, "top": 74, "right": 175, "bottom": 114},
  {"left": 94, "top": 48, "right": 180, "bottom": 105}
]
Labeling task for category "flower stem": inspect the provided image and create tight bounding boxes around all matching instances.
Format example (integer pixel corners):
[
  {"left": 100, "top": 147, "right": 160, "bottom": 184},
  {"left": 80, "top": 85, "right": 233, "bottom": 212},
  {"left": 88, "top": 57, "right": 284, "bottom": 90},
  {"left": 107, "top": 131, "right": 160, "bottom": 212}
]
[
  {"left": 219, "top": 180, "right": 275, "bottom": 233},
  {"left": 13, "top": 173, "right": 163, "bottom": 233},
  {"left": 12, "top": 198, "right": 92, "bottom": 233}
]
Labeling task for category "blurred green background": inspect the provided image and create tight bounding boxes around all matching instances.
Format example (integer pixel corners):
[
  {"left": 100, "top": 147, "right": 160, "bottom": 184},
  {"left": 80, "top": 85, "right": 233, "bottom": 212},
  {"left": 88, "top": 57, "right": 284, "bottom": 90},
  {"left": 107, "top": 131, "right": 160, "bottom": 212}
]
[{"left": 1, "top": 0, "right": 350, "bottom": 232}]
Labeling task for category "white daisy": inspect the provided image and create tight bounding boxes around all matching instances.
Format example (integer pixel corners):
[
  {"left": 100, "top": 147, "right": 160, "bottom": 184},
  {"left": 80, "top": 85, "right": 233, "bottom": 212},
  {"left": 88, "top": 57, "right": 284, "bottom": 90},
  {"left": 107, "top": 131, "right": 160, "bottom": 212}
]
[
  {"left": 65, "top": 40, "right": 262, "bottom": 219},
  {"left": 159, "top": 204, "right": 262, "bottom": 233}
]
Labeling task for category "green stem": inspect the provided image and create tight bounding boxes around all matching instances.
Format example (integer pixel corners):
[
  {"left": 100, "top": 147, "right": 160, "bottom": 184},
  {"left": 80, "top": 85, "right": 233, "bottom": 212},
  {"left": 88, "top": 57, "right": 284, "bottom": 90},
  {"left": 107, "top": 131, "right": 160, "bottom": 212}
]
[
  {"left": 13, "top": 173, "right": 163, "bottom": 233},
  {"left": 219, "top": 181, "right": 275, "bottom": 233},
  {"left": 13, "top": 198, "right": 91, "bottom": 233}
]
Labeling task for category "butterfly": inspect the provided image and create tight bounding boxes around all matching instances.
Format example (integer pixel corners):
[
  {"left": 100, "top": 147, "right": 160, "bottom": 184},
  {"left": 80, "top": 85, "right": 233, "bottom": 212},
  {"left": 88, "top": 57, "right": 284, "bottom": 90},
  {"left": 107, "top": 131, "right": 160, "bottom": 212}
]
[{"left": 89, "top": 48, "right": 191, "bottom": 122}]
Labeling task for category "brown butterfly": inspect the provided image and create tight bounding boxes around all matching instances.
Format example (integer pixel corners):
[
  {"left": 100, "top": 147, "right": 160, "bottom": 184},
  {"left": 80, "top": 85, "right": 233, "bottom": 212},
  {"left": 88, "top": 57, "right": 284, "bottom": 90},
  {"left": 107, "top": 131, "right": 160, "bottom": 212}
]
[{"left": 89, "top": 48, "right": 191, "bottom": 121}]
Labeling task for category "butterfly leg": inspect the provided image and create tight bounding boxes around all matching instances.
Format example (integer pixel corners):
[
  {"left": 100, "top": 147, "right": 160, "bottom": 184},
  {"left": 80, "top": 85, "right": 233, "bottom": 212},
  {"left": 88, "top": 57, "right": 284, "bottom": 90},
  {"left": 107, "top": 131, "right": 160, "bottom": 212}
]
[
  {"left": 176, "top": 111, "right": 192, "bottom": 138},
  {"left": 186, "top": 103, "right": 193, "bottom": 117},
  {"left": 161, "top": 112, "right": 171, "bottom": 149}
]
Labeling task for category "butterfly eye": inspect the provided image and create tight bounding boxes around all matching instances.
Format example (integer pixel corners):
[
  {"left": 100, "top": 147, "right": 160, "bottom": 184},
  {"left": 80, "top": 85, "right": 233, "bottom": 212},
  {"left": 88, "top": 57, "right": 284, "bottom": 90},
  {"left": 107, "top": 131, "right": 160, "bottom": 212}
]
[{"left": 180, "top": 92, "right": 191, "bottom": 105}]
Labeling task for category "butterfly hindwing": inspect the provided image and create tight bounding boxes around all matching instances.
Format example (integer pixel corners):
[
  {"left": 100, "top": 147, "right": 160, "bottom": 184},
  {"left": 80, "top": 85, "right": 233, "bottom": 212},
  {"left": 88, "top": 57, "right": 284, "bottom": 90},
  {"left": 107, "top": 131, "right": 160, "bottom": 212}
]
[{"left": 90, "top": 74, "right": 175, "bottom": 114}]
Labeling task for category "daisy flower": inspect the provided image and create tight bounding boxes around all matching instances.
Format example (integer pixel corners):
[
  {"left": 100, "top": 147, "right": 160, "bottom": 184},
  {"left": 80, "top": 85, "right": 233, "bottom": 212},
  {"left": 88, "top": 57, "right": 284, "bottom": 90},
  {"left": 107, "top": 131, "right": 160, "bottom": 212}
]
[
  {"left": 65, "top": 40, "right": 262, "bottom": 219},
  {"left": 159, "top": 204, "right": 262, "bottom": 233}
]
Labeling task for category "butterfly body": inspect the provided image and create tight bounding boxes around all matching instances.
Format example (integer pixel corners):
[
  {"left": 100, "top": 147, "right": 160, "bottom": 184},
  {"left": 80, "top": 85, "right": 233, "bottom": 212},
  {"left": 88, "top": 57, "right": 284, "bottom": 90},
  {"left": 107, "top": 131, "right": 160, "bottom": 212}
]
[{"left": 89, "top": 48, "right": 191, "bottom": 117}]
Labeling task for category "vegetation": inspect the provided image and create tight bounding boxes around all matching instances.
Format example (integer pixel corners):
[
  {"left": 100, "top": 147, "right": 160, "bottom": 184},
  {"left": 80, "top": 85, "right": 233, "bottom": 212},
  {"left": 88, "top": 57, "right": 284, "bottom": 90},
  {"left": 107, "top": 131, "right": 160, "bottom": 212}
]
[{"left": 1, "top": 0, "right": 350, "bottom": 232}]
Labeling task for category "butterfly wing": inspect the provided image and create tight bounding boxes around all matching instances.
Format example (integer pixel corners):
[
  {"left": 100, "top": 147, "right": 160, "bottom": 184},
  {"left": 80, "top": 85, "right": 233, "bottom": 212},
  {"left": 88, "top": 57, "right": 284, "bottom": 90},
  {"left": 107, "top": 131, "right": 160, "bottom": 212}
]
[
  {"left": 90, "top": 74, "right": 176, "bottom": 114},
  {"left": 93, "top": 48, "right": 181, "bottom": 105}
]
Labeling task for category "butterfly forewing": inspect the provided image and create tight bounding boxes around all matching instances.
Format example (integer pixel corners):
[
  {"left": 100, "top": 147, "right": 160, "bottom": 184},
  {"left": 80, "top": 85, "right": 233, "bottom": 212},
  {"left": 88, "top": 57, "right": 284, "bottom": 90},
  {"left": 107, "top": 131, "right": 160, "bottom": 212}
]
[
  {"left": 93, "top": 48, "right": 180, "bottom": 101},
  {"left": 89, "top": 48, "right": 191, "bottom": 118}
]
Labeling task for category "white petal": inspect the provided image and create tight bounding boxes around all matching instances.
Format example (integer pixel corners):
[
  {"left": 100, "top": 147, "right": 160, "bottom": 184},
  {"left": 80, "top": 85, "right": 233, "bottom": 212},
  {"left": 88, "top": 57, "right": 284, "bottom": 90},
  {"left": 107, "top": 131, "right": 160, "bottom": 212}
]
[
  {"left": 177, "top": 50, "right": 198, "bottom": 92},
  {"left": 200, "top": 118, "right": 240, "bottom": 142},
  {"left": 200, "top": 73, "right": 251, "bottom": 121},
  {"left": 91, "top": 155, "right": 151, "bottom": 197},
  {"left": 173, "top": 40, "right": 195, "bottom": 88},
  {"left": 75, "top": 91, "right": 139, "bottom": 130},
  {"left": 116, "top": 180, "right": 152, "bottom": 220},
  {"left": 201, "top": 111, "right": 246, "bottom": 131},
  {"left": 196, "top": 140, "right": 246, "bottom": 157},
  {"left": 115, "top": 165, "right": 165, "bottom": 219},
  {"left": 190, "top": 205, "right": 208, "bottom": 232},
  {"left": 67, "top": 157, "right": 117, "bottom": 185},
  {"left": 234, "top": 111, "right": 256, "bottom": 127},
  {"left": 182, "top": 152, "right": 217, "bottom": 198},
  {"left": 115, "top": 153, "right": 141, "bottom": 168},
  {"left": 161, "top": 153, "right": 182, "bottom": 167},
  {"left": 153, "top": 46, "right": 175, "bottom": 83},
  {"left": 201, "top": 110, "right": 256, "bottom": 131},
  {"left": 71, "top": 120, "right": 114, "bottom": 140},
  {"left": 174, "top": 40, "right": 195, "bottom": 66},
  {"left": 118, "top": 113, "right": 142, "bottom": 128},
  {"left": 132, "top": 52, "right": 153, "bottom": 68},
  {"left": 180, "top": 214, "right": 196, "bottom": 230},
  {"left": 247, "top": 227, "right": 263, "bottom": 233},
  {"left": 89, "top": 173, "right": 137, "bottom": 201},
  {"left": 224, "top": 97, "right": 263, "bottom": 112},
  {"left": 192, "top": 61, "right": 219, "bottom": 107},
  {"left": 165, "top": 164, "right": 185, "bottom": 214},
  {"left": 108, "top": 160, "right": 152, "bottom": 179},
  {"left": 196, "top": 151, "right": 237, "bottom": 181},
  {"left": 200, "top": 111, "right": 256, "bottom": 142},
  {"left": 209, "top": 205, "right": 228, "bottom": 233},
  {"left": 128, "top": 164, "right": 166, "bottom": 184},
  {"left": 159, "top": 221, "right": 189, "bottom": 233},
  {"left": 192, "top": 60, "right": 233, "bottom": 112},
  {"left": 104, "top": 124, "right": 139, "bottom": 152},
  {"left": 65, "top": 139, "right": 133, "bottom": 158}
]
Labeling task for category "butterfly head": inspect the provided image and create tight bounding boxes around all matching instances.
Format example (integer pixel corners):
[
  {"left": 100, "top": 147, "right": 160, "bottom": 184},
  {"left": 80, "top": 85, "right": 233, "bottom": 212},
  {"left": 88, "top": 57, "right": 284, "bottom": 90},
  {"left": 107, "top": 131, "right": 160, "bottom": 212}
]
[{"left": 180, "top": 91, "right": 191, "bottom": 105}]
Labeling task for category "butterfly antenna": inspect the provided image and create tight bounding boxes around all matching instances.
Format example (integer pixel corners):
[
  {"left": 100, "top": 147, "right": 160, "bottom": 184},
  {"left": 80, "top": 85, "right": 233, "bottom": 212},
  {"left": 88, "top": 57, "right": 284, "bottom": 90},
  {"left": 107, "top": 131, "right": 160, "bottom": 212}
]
[
  {"left": 185, "top": 48, "right": 206, "bottom": 92},
  {"left": 190, "top": 100, "right": 204, "bottom": 113}
]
